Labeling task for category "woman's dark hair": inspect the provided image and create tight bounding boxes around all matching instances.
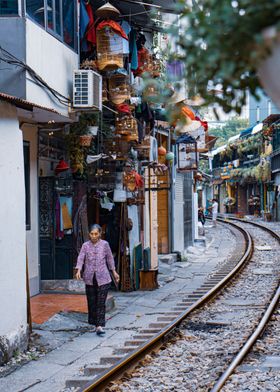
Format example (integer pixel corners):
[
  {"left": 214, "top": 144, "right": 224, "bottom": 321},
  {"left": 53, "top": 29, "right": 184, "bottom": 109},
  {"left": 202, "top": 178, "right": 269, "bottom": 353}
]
[{"left": 89, "top": 224, "right": 102, "bottom": 233}]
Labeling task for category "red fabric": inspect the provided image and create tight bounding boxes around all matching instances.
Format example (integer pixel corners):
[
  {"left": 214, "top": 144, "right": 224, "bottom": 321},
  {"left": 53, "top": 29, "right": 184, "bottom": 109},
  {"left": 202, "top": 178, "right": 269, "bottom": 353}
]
[
  {"left": 85, "top": 3, "right": 96, "bottom": 45},
  {"left": 195, "top": 116, "right": 208, "bottom": 131},
  {"left": 134, "top": 47, "right": 150, "bottom": 76},
  {"left": 181, "top": 106, "right": 195, "bottom": 121},
  {"left": 96, "top": 20, "right": 128, "bottom": 40},
  {"left": 131, "top": 171, "right": 144, "bottom": 188},
  {"left": 115, "top": 103, "right": 131, "bottom": 114}
]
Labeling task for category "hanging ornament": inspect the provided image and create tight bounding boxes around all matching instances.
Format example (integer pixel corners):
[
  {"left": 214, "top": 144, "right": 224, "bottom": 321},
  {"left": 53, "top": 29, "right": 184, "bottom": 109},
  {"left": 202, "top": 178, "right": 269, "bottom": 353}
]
[
  {"left": 158, "top": 145, "right": 167, "bottom": 156},
  {"left": 165, "top": 151, "right": 175, "bottom": 161}
]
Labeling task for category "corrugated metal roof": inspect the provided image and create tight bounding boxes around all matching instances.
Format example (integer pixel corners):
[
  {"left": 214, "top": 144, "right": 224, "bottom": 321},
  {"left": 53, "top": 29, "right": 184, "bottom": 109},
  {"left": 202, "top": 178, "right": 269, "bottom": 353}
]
[{"left": 0, "top": 92, "right": 60, "bottom": 114}]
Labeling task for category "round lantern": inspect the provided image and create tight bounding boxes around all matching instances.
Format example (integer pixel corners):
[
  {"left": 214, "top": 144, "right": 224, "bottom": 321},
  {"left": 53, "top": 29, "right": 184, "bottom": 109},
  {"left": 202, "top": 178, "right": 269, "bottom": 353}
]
[
  {"left": 165, "top": 151, "right": 175, "bottom": 161},
  {"left": 158, "top": 145, "right": 167, "bottom": 156}
]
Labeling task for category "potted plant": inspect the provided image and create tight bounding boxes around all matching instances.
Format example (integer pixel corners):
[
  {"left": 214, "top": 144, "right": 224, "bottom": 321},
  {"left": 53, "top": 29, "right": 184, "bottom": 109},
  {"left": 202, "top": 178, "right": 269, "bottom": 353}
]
[{"left": 169, "top": 1, "right": 280, "bottom": 114}]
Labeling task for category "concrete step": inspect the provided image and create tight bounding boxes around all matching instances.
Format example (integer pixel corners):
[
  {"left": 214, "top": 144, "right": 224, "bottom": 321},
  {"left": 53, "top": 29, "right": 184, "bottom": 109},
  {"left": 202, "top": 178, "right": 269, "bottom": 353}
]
[
  {"left": 83, "top": 365, "right": 111, "bottom": 376},
  {"left": 148, "top": 322, "right": 169, "bottom": 329},
  {"left": 113, "top": 346, "right": 136, "bottom": 355},
  {"left": 132, "top": 334, "right": 155, "bottom": 340},
  {"left": 124, "top": 340, "right": 142, "bottom": 347},
  {"left": 100, "top": 355, "right": 124, "bottom": 365},
  {"left": 157, "top": 316, "right": 177, "bottom": 322},
  {"left": 140, "top": 328, "right": 161, "bottom": 334},
  {"left": 65, "top": 377, "right": 94, "bottom": 389}
]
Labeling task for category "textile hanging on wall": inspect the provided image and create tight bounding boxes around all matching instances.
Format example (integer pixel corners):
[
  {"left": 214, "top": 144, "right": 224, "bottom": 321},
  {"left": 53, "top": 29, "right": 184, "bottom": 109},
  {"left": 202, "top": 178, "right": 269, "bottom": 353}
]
[
  {"left": 61, "top": 203, "right": 73, "bottom": 230},
  {"left": 73, "top": 194, "right": 88, "bottom": 254},
  {"left": 59, "top": 196, "right": 73, "bottom": 231}
]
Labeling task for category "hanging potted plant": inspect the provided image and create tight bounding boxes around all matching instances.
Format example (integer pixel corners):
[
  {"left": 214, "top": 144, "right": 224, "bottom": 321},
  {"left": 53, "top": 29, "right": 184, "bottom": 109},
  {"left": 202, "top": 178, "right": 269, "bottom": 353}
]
[
  {"left": 169, "top": 1, "right": 280, "bottom": 114},
  {"left": 64, "top": 112, "right": 98, "bottom": 175}
]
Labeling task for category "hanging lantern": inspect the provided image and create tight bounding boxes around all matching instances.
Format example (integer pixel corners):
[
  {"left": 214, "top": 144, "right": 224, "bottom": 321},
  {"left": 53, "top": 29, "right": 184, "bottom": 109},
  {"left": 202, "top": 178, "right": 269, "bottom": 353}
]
[
  {"left": 96, "top": 21, "right": 126, "bottom": 71},
  {"left": 165, "top": 151, "right": 175, "bottom": 161},
  {"left": 176, "top": 134, "right": 198, "bottom": 171},
  {"left": 158, "top": 145, "right": 167, "bottom": 156},
  {"left": 108, "top": 69, "right": 130, "bottom": 104},
  {"left": 55, "top": 159, "right": 69, "bottom": 175}
]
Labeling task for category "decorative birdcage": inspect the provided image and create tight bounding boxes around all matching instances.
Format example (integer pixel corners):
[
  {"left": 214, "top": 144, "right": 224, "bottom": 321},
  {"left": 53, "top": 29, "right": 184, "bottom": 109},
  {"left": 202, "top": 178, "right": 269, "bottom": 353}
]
[
  {"left": 108, "top": 72, "right": 130, "bottom": 105},
  {"left": 176, "top": 134, "right": 198, "bottom": 171},
  {"left": 115, "top": 115, "right": 138, "bottom": 139},
  {"left": 102, "top": 77, "right": 108, "bottom": 102},
  {"left": 103, "top": 137, "right": 131, "bottom": 159},
  {"left": 146, "top": 55, "right": 161, "bottom": 78},
  {"left": 96, "top": 23, "right": 124, "bottom": 71}
]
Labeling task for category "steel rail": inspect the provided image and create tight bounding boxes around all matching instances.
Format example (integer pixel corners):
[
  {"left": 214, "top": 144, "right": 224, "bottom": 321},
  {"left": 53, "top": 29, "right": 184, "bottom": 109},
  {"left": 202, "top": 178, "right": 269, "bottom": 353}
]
[
  {"left": 83, "top": 219, "right": 253, "bottom": 392},
  {"left": 211, "top": 217, "right": 280, "bottom": 392}
]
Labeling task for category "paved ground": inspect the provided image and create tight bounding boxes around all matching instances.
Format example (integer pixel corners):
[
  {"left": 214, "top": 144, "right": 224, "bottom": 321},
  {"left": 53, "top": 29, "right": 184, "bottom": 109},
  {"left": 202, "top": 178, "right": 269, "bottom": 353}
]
[{"left": 0, "top": 222, "right": 238, "bottom": 392}]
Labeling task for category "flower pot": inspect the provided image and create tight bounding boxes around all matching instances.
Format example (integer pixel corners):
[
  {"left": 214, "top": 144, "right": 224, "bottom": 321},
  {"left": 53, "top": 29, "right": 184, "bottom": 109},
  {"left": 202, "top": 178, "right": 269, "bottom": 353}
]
[
  {"left": 88, "top": 126, "right": 98, "bottom": 136},
  {"left": 79, "top": 135, "right": 93, "bottom": 147},
  {"left": 258, "top": 29, "right": 280, "bottom": 109}
]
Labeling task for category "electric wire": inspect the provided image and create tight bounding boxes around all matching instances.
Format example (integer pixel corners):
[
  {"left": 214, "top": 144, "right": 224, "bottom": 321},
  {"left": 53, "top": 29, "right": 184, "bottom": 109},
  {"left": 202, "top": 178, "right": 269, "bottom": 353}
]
[{"left": 0, "top": 46, "right": 71, "bottom": 107}]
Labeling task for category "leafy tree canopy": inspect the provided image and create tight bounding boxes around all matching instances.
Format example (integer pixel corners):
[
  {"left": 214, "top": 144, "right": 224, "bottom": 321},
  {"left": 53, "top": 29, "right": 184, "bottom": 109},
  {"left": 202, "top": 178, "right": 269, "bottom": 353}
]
[{"left": 209, "top": 117, "right": 249, "bottom": 147}]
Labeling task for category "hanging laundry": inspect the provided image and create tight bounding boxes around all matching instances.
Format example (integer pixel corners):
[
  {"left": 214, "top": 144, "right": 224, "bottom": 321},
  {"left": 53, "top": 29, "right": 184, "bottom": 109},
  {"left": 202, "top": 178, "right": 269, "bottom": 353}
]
[
  {"left": 85, "top": 1, "right": 96, "bottom": 46},
  {"left": 120, "top": 20, "right": 131, "bottom": 54},
  {"left": 96, "top": 20, "right": 128, "bottom": 40},
  {"left": 129, "top": 28, "right": 138, "bottom": 70},
  {"left": 79, "top": 0, "right": 89, "bottom": 39}
]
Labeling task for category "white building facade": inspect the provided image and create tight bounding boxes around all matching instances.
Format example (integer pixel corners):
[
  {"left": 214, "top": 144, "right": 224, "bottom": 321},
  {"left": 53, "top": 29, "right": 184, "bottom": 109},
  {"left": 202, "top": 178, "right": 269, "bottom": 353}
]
[{"left": 0, "top": 0, "right": 79, "bottom": 362}]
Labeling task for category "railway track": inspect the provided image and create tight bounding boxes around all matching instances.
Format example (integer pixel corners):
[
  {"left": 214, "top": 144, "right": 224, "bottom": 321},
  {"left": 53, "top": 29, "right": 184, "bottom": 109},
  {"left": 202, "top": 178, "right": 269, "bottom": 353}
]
[
  {"left": 211, "top": 218, "right": 280, "bottom": 392},
  {"left": 63, "top": 218, "right": 279, "bottom": 392},
  {"left": 61, "top": 217, "right": 266, "bottom": 391}
]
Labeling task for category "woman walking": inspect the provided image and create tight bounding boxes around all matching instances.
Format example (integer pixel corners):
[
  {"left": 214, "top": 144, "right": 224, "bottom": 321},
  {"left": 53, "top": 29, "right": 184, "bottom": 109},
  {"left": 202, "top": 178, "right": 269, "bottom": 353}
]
[{"left": 76, "top": 224, "right": 120, "bottom": 335}]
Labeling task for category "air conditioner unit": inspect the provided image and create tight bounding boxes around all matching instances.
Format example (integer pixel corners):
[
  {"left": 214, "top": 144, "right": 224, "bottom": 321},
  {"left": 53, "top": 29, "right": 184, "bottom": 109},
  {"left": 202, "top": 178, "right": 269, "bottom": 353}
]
[{"left": 73, "top": 70, "right": 102, "bottom": 110}]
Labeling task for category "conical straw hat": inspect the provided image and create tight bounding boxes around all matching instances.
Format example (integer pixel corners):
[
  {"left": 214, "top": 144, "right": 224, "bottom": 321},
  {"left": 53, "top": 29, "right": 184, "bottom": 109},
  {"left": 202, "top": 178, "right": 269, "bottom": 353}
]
[
  {"left": 168, "top": 89, "right": 186, "bottom": 105},
  {"left": 96, "top": 2, "right": 120, "bottom": 19},
  {"left": 184, "top": 95, "right": 205, "bottom": 106}
]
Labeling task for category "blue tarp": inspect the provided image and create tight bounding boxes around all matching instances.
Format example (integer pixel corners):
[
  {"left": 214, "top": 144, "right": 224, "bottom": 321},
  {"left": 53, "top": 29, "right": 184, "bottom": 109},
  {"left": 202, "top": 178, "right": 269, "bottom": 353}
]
[{"left": 239, "top": 125, "right": 254, "bottom": 138}]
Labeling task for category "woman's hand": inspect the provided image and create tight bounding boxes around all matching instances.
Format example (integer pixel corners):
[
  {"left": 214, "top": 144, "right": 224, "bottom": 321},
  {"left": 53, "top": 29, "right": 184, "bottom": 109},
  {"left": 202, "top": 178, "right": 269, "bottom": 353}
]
[
  {"left": 76, "top": 269, "right": 81, "bottom": 280},
  {"left": 112, "top": 270, "right": 120, "bottom": 283}
]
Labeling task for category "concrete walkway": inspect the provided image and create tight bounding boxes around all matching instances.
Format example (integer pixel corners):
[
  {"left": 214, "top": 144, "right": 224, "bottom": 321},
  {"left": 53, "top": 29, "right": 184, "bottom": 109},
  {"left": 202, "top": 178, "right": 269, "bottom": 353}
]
[{"left": 0, "top": 222, "right": 238, "bottom": 392}]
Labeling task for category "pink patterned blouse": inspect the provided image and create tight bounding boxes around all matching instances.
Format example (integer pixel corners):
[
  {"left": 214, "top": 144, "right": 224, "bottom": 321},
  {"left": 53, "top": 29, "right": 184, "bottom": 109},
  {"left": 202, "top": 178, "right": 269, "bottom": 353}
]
[{"left": 76, "top": 240, "right": 115, "bottom": 286}]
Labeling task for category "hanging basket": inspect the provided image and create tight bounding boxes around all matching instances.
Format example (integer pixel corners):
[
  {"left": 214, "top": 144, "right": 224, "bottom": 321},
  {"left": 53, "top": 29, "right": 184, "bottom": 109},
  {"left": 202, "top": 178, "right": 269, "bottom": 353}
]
[
  {"left": 79, "top": 135, "right": 93, "bottom": 147},
  {"left": 96, "top": 26, "right": 124, "bottom": 71}
]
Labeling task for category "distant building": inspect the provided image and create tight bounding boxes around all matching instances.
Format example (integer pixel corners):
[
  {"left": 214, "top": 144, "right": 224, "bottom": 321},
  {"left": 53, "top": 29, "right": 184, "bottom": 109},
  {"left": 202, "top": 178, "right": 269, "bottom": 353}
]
[{"left": 249, "top": 89, "right": 279, "bottom": 126}]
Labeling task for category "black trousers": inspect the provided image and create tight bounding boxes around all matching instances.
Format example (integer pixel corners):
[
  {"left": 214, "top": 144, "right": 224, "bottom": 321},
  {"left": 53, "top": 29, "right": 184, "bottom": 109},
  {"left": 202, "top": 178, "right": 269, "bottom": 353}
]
[{"left": 85, "top": 275, "right": 110, "bottom": 327}]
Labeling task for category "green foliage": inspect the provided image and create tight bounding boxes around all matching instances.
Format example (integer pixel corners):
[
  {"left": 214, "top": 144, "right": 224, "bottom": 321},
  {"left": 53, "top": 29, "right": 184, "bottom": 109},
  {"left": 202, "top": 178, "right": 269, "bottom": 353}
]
[
  {"left": 210, "top": 117, "right": 249, "bottom": 147},
  {"left": 169, "top": 0, "right": 280, "bottom": 114},
  {"left": 229, "top": 159, "right": 271, "bottom": 183},
  {"left": 63, "top": 113, "right": 98, "bottom": 177}
]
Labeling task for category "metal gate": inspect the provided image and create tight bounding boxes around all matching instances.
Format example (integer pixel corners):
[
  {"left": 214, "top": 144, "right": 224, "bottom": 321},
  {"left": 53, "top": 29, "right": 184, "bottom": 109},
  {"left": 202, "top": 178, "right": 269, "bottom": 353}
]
[{"left": 39, "top": 177, "right": 75, "bottom": 280}]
